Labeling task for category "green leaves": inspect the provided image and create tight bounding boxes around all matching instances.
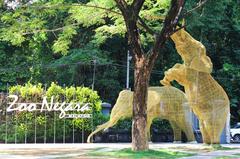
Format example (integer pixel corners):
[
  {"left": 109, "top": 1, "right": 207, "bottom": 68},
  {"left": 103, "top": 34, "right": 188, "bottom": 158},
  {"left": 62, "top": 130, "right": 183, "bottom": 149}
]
[
  {"left": 0, "top": 29, "right": 25, "bottom": 46},
  {"left": 93, "top": 25, "right": 126, "bottom": 45},
  {"left": 52, "top": 26, "right": 77, "bottom": 55},
  {"left": 140, "top": 0, "right": 170, "bottom": 19},
  {"left": 0, "top": 0, "right": 3, "bottom": 8},
  {"left": 223, "top": 63, "right": 234, "bottom": 72},
  {"left": 0, "top": 0, "right": 172, "bottom": 54},
  {"left": 51, "top": 45, "right": 110, "bottom": 66},
  {"left": 69, "top": 5, "right": 106, "bottom": 27},
  {"left": 231, "top": 1, "right": 240, "bottom": 31},
  {"left": 0, "top": 7, "right": 47, "bottom": 45}
]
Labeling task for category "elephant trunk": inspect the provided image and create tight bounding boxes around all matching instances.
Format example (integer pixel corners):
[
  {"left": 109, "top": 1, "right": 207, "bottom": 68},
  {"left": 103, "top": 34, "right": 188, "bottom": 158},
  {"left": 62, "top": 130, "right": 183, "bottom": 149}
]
[
  {"left": 87, "top": 117, "right": 119, "bottom": 143},
  {"left": 87, "top": 121, "right": 110, "bottom": 143}
]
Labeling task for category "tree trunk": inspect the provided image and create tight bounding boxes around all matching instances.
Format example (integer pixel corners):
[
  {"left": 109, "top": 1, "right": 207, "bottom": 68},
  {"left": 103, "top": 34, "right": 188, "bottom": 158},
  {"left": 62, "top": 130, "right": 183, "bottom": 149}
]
[
  {"left": 132, "top": 57, "right": 151, "bottom": 151},
  {"left": 114, "top": 0, "right": 185, "bottom": 152}
]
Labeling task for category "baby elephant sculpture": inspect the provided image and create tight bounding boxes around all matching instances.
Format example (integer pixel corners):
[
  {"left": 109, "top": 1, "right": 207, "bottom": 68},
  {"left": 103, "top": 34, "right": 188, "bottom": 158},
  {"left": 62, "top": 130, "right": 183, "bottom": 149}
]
[
  {"left": 87, "top": 86, "right": 195, "bottom": 143},
  {"left": 161, "top": 29, "right": 230, "bottom": 144}
]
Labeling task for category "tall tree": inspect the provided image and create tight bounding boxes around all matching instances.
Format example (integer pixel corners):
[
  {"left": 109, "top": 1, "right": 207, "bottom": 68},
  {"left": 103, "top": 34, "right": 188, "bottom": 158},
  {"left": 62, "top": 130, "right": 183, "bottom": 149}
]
[{"left": 113, "top": 0, "right": 184, "bottom": 151}]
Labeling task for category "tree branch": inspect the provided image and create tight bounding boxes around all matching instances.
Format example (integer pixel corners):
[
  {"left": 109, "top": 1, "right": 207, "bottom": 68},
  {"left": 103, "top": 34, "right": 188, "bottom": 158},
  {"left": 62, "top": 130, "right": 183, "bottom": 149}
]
[
  {"left": 114, "top": 0, "right": 146, "bottom": 58},
  {"left": 24, "top": 3, "right": 166, "bottom": 22},
  {"left": 21, "top": 2, "right": 158, "bottom": 36},
  {"left": 126, "top": 21, "right": 144, "bottom": 58},
  {"left": 167, "top": 0, "right": 209, "bottom": 36},
  {"left": 20, "top": 23, "right": 80, "bottom": 35},
  {"left": 131, "top": 0, "right": 145, "bottom": 16},
  {"left": 183, "top": 0, "right": 208, "bottom": 17},
  {"left": 24, "top": 3, "right": 121, "bottom": 16},
  {"left": 19, "top": 0, "right": 167, "bottom": 48},
  {"left": 169, "top": 25, "right": 186, "bottom": 36},
  {"left": 138, "top": 16, "right": 155, "bottom": 35},
  {"left": 114, "top": 0, "right": 128, "bottom": 14},
  {"left": 150, "top": 0, "right": 185, "bottom": 64}
]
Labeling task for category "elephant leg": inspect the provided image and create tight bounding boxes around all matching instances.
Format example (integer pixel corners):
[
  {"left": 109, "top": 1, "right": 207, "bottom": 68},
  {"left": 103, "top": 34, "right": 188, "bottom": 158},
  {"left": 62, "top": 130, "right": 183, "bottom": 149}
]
[
  {"left": 177, "top": 119, "right": 196, "bottom": 142},
  {"left": 210, "top": 107, "right": 229, "bottom": 144},
  {"left": 161, "top": 72, "right": 176, "bottom": 86},
  {"left": 161, "top": 67, "right": 185, "bottom": 86},
  {"left": 199, "top": 120, "right": 211, "bottom": 144},
  {"left": 147, "top": 117, "right": 154, "bottom": 142},
  {"left": 205, "top": 123, "right": 221, "bottom": 144},
  {"left": 204, "top": 117, "right": 226, "bottom": 144},
  {"left": 170, "top": 121, "right": 182, "bottom": 143},
  {"left": 212, "top": 122, "right": 225, "bottom": 144}
]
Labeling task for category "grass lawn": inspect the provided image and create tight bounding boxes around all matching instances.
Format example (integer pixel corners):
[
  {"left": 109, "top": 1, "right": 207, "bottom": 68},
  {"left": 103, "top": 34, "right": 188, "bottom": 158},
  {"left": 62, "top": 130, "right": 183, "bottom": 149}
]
[
  {"left": 87, "top": 148, "right": 195, "bottom": 159},
  {"left": 216, "top": 153, "right": 240, "bottom": 159}
]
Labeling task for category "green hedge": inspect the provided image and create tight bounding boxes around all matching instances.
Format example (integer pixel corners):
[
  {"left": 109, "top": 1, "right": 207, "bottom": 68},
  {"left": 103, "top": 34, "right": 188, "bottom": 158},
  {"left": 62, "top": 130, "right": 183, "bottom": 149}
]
[{"left": 0, "top": 82, "right": 105, "bottom": 143}]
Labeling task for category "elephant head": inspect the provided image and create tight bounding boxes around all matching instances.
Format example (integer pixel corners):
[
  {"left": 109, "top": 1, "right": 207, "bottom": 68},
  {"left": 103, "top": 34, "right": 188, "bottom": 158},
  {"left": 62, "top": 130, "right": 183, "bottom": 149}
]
[
  {"left": 87, "top": 90, "right": 133, "bottom": 143},
  {"left": 171, "top": 29, "right": 213, "bottom": 73},
  {"left": 109, "top": 90, "right": 133, "bottom": 119}
]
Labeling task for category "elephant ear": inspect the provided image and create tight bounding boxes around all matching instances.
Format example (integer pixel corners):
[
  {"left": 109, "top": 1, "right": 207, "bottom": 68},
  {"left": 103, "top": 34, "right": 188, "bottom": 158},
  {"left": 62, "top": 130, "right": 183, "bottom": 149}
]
[
  {"left": 115, "top": 90, "right": 133, "bottom": 110},
  {"left": 189, "top": 55, "right": 213, "bottom": 73},
  {"left": 148, "top": 90, "right": 161, "bottom": 108}
]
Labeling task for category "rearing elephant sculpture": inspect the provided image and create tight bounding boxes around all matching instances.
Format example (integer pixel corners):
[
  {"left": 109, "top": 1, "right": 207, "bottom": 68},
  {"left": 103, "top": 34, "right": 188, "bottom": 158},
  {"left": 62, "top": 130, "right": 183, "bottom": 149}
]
[
  {"left": 161, "top": 29, "right": 230, "bottom": 144},
  {"left": 87, "top": 86, "right": 195, "bottom": 143}
]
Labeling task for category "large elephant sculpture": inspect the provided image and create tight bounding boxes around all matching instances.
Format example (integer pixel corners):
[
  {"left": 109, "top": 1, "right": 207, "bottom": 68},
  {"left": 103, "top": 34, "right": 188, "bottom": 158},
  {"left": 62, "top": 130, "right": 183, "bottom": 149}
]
[
  {"left": 87, "top": 86, "right": 195, "bottom": 143},
  {"left": 161, "top": 29, "right": 230, "bottom": 144}
]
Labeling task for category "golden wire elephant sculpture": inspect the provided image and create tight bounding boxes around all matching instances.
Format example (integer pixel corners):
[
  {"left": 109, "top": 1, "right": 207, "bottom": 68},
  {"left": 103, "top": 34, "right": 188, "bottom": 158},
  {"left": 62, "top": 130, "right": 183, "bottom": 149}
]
[
  {"left": 161, "top": 29, "right": 230, "bottom": 144},
  {"left": 87, "top": 86, "right": 195, "bottom": 143}
]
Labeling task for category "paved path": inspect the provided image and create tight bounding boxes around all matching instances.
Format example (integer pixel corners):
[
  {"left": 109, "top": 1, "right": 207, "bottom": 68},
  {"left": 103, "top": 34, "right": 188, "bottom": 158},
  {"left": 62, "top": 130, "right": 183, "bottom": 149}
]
[{"left": 0, "top": 143, "right": 239, "bottom": 159}]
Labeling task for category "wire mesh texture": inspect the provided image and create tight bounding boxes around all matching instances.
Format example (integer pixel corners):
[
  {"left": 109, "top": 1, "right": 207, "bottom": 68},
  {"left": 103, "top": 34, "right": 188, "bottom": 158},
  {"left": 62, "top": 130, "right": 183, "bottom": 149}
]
[
  {"left": 87, "top": 86, "right": 195, "bottom": 143},
  {"left": 161, "top": 29, "right": 230, "bottom": 144}
]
